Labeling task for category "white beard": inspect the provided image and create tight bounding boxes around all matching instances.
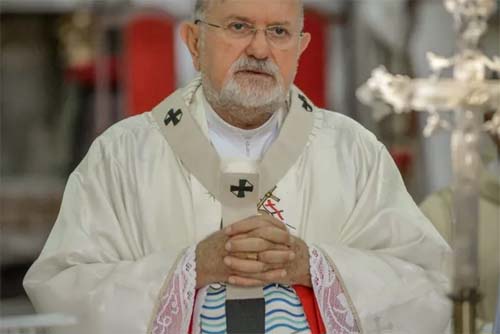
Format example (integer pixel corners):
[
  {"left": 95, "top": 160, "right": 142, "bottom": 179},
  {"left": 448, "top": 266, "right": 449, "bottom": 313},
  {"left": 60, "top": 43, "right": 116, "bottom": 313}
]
[{"left": 201, "top": 56, "right": 289, "bottom": 124}]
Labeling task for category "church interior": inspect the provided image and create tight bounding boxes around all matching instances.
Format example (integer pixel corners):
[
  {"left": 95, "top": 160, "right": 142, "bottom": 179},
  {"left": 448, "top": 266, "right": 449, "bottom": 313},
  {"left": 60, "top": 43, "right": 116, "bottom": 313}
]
[{"left": 0, "top": 0, "right": 499, "bottom": 332}]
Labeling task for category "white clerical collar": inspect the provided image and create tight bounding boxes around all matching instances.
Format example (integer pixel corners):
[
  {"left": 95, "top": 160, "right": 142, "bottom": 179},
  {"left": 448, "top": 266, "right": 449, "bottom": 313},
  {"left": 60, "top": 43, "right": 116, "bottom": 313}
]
[
  {"left": 204, "top": 99, "right": 281, "bottom": 140},
  {"left": 202, "top": 95, "right": 284, "bottom": 160}
]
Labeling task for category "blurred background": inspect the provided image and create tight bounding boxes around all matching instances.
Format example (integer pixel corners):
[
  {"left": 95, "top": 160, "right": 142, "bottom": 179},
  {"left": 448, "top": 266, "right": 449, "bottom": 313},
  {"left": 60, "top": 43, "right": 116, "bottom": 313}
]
[{"left": 0, "top": 0, "right": 499, "bottom": 320}]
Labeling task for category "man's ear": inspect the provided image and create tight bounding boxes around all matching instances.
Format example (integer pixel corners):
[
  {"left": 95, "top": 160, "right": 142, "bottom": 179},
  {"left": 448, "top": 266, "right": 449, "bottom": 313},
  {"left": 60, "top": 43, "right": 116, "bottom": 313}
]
[
  {"left": 298, "top": 32, "right": 311, "bottom": 57},
  {"left": 180, "top": 21, "right": 201, "bottom": 71}
]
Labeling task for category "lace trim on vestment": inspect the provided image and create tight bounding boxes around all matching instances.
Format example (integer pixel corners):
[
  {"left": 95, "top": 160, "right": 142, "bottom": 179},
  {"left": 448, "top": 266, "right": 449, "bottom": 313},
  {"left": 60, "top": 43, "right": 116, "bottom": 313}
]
[
  {"left": 149, "top": 246, "right": 197, "bottom": 334},
  {"left": 309, "top": 245, "right": 361, "bottom": 334}
]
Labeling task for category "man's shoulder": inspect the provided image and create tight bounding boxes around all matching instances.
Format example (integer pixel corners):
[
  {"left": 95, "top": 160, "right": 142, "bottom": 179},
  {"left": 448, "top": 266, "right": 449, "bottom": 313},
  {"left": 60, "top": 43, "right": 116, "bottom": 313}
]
[
  {"left": 79, "top": 112, "right": 162, "bottom": 168},
  {"left": 95, "top": 111, "right": 170, "bottom": 153},
  {"left": 97, "top": 112, "right": 157, "bottom": 144},
  {"left": 314, "top": 108, "right": 380, "bottom": 148}
]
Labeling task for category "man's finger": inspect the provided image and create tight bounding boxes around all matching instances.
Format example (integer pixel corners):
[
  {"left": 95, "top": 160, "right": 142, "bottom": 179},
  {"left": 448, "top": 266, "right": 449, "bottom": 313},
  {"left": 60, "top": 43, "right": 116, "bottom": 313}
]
[
  {"left": 271, "top": 244, "right": 291, "bottom": 251},
  {"left": 228, "top": 237, "right": 290, "bottom": 251},
  {"left": 248, "top": 226, "right": 293, "bottom": 246},
  {"left": 230, "top": 252, "right": 253, "bottom": 260},
  {"left": 224, "top": 217, "right": 264, "bottom": 236},
  {"left": 230, "top": 233, "right": 249, "bottom": 240},
  {"left": 258, "top": 250, "right": 295, "bottom": 264},
  {"left": 224, "top": 256, "right": 267, "bottom": 273},
  {"left": 224, "top": 215, "right": 286, "bottom": 236},
  {"left": 258, "top": 214, "right": 287, "bottom": 229},
  {"left": 226, "top": 237, "right": 274, "bottom": 253},
  {"left": 228, "top": 251, "right": 293, "bottom": 264}
]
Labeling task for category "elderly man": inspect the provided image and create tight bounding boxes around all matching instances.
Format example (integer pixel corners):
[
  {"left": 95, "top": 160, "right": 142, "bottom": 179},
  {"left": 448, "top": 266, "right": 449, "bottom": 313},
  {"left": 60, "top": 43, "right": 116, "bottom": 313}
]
[{"left": 24, "top": 0, "right": 452, "bottom": 333}]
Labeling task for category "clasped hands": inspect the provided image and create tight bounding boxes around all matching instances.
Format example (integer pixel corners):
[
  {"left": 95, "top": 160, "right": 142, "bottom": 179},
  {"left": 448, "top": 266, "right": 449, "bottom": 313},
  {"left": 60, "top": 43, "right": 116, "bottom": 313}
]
[{"left": 195, "top": 215, "right": 311, "bottom": 289}]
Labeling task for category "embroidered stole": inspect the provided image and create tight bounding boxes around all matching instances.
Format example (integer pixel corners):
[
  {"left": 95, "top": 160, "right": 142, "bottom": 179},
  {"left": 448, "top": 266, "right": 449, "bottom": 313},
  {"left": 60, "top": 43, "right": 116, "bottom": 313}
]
[{"left": 152, "top": 85, "right": 315, "bottom": 333}]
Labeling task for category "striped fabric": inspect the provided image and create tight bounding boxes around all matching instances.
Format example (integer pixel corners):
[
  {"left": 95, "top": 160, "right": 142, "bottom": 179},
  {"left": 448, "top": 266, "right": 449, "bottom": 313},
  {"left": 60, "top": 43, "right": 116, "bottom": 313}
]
[{"left": 200, "top": 284, "right": 311, "bottom": 334}]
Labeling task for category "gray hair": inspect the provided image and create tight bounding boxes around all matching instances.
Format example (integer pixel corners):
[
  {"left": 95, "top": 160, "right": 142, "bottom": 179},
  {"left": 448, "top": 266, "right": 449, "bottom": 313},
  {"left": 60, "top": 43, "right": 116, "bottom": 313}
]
[
  {"left": 194, "top": 0, "right": 304, "bottom": 28},
  {"left": 194, "top": 0, "right": 209, "bottom": 20}
]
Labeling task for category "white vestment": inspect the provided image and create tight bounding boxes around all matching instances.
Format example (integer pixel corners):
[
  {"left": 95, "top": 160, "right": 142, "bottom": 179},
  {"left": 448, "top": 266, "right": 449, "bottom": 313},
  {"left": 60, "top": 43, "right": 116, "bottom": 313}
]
[{"left": 24, "top": 79, "right": 452, "bottom": 334}]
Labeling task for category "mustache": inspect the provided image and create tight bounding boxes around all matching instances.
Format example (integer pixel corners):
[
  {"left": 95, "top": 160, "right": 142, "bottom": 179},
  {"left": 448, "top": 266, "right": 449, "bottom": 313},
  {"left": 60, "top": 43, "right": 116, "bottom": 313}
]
[{"left": 231, "top": 57, "right": 280, "bottom": 77}]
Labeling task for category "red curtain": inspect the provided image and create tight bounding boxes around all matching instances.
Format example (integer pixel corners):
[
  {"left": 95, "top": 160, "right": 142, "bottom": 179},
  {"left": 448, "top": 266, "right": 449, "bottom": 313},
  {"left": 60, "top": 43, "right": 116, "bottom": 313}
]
[
  {"left": 295, "top": 10, "right": 329, "bottom": 108},
  {"left": 123, "top": 12, "right": 177, "bottom": 116}
]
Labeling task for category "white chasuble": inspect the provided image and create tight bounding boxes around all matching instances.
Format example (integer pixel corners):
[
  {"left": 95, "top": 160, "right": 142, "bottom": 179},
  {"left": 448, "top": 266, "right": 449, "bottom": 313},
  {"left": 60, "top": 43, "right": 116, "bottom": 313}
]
[{"left": 24, "top": 78, "right": 452, "bottom": 334}]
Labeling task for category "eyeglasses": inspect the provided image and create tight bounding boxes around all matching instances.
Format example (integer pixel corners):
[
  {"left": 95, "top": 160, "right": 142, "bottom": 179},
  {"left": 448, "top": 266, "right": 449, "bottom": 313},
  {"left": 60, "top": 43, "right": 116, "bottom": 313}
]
[{"left": 195, "top": 19, "right": 303, "bottom": 50}]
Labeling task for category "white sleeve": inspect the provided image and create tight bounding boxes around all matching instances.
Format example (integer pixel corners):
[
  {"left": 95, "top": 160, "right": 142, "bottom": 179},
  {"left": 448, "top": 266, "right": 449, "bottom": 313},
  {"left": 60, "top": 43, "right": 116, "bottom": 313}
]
[
  {"left": 312, "top": 143, "right": 452, "bottom": 334},
  {"left": 23, "top": 139, "right": 195, "bottom": 334}
]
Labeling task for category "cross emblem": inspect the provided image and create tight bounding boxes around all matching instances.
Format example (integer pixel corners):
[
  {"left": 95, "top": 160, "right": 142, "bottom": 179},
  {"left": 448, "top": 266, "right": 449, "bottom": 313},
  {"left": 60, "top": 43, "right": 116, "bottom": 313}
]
[
  {"left": 230, "top": 179, "right": 254, "bottom": 198},
  {"left": 264, "top": 200, "right": 285, "bottom": 221},
  {"left": 164, "top": 108, "right": 183, "bottom": 126},
  {"left": 298, "top": 94, "right": 313, "bottom": 112},
  {"left": 257, "top": 185, "right": 279, "bottom": 208}
]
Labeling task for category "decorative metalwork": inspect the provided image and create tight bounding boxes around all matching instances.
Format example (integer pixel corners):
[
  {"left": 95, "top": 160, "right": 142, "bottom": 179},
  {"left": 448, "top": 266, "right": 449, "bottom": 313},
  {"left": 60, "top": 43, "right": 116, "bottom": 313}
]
[{"left": 358, "top": 1, "right": 499, "bottom": 333}]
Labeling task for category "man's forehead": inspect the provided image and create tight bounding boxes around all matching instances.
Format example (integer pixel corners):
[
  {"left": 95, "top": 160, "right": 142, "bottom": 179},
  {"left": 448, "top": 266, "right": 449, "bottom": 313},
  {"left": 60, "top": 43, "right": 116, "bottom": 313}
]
[
  {"left": 208, "top": 0, "right": 302, "bottom": 13},
  {"left": 209, "top": 0, "right": 301, "bottom": 5}
]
